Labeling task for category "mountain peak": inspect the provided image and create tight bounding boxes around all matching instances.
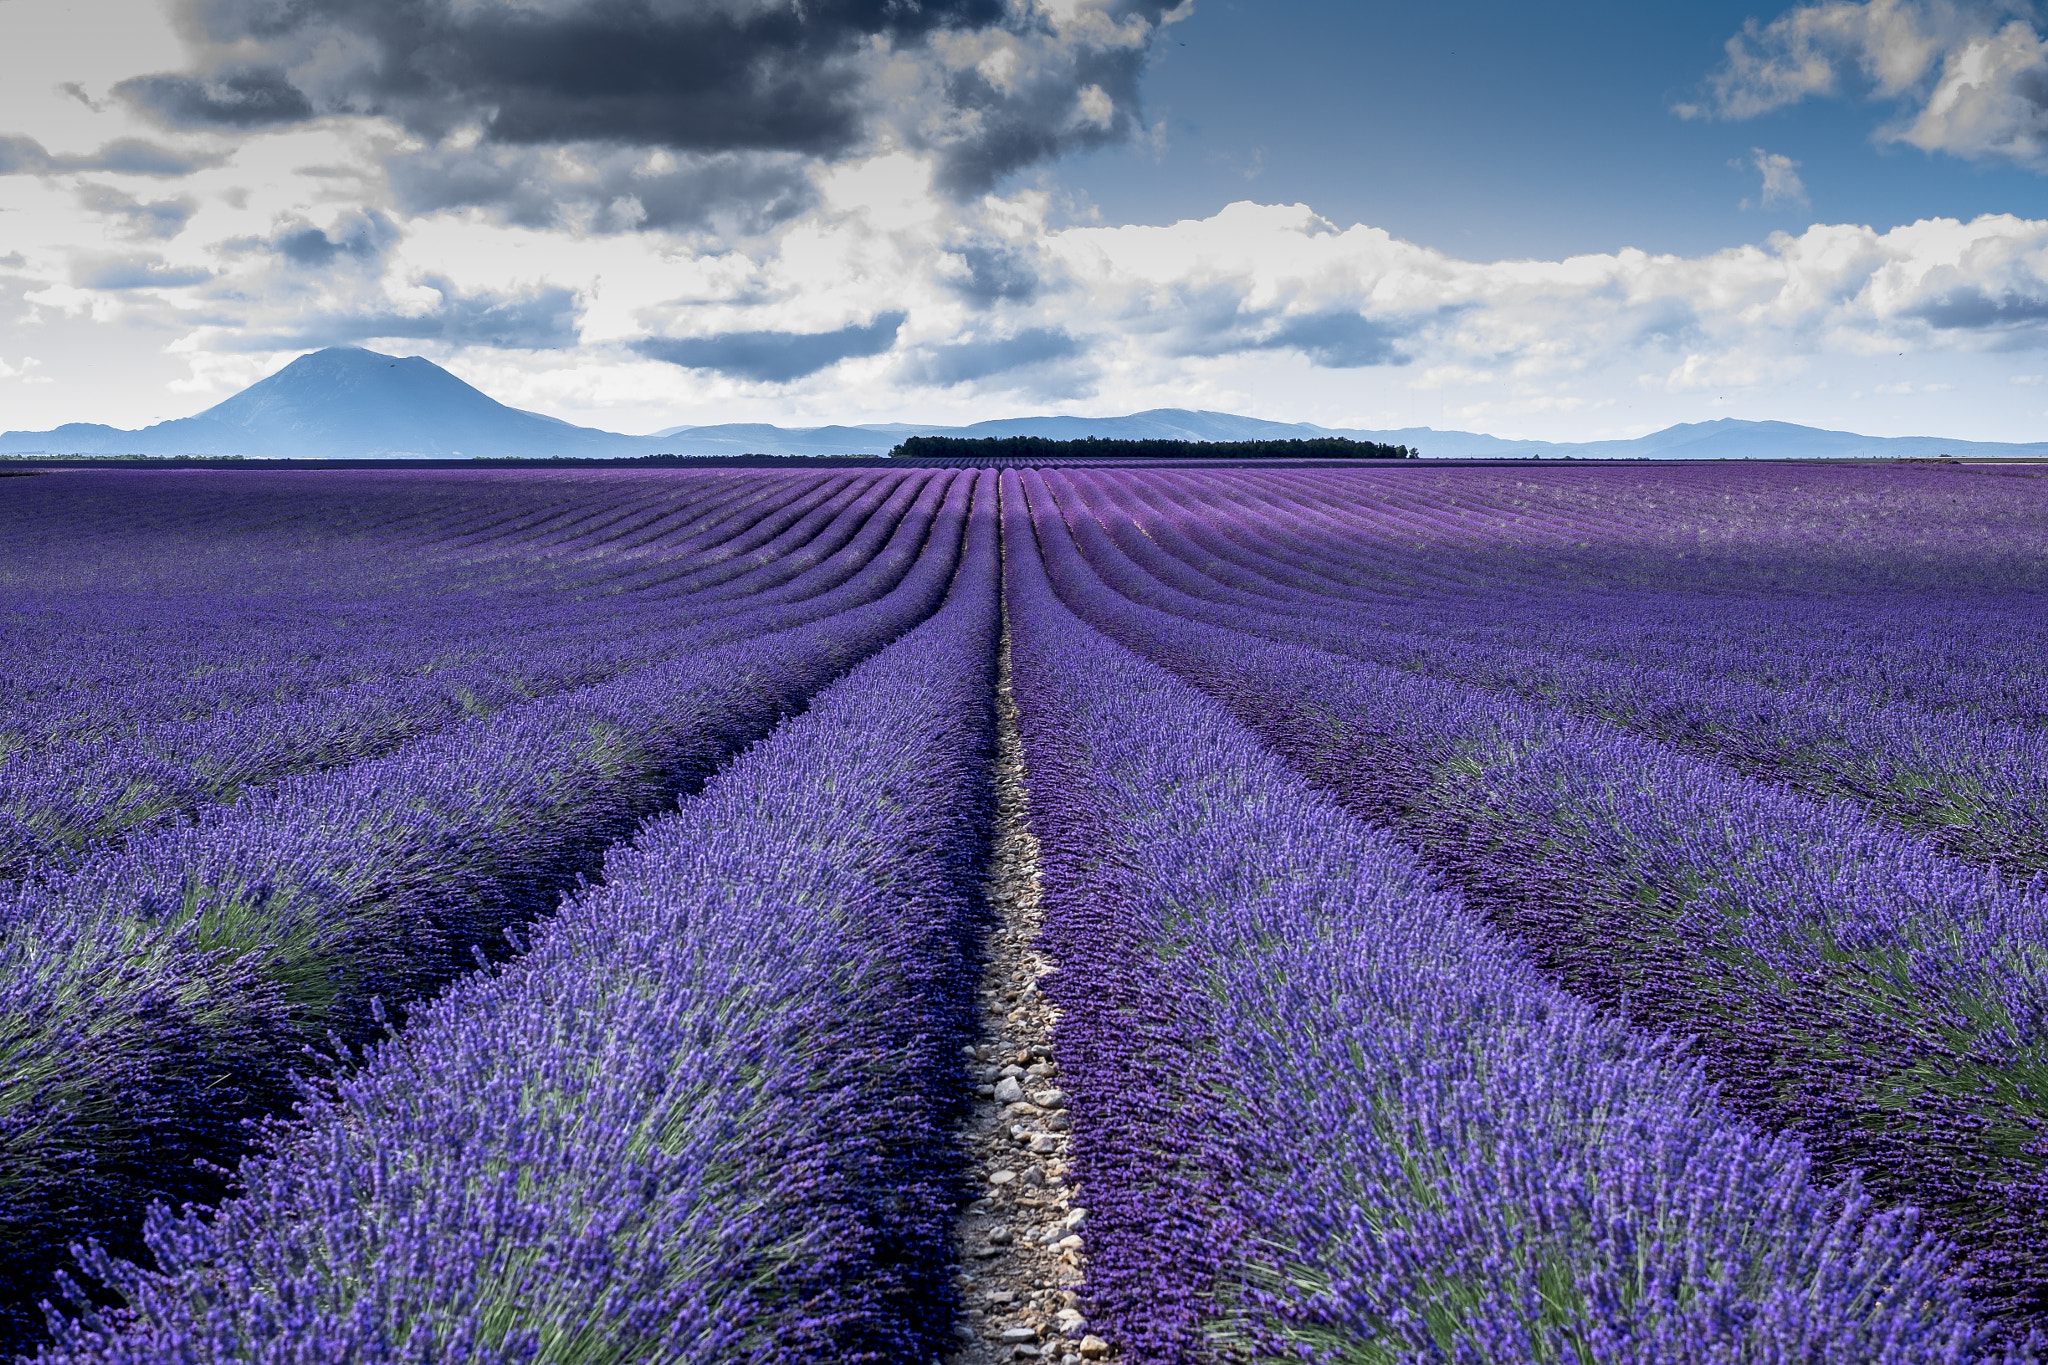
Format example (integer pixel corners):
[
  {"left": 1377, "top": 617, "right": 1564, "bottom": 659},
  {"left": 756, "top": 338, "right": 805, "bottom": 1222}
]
[
  {"left": 198, "top": 348, "right": 499, "bottom": 434},
  {"left": 0, "top": 347, "right": 646, "bottom": 458}
]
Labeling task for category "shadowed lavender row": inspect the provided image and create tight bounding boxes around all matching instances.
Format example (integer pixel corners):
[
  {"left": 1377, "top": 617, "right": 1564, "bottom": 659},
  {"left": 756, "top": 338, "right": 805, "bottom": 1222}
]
[
  {"left": 37, "top": 473, "right": 1003, "bottom": 1365},
  {"left": 0, "top": 466, "right": 836, "bottom": 756},
  {"left": 1067, "top": 468, "right": 2048, "bottom": 872},
  {"left": 0, "top": 471, "right": 972, "bottom": 1353},
  {"left": 0, "top": 467, "right": 846, "bottom": 755},
  {"left": 0, "top": 471, "right": 938, "bottom": 880},
  {"left": 1000, "top": 472, "right": 2009, "bottom": 1364},
  {"left": 1021, "top": 467, "right": 2048, "bottom": 1331},
  {"left": 1104, "top": 463, "right": 2048, "bottom": 727}
]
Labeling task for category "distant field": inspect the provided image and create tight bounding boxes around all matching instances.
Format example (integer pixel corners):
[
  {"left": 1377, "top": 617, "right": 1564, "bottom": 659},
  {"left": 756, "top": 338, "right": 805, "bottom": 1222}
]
[{"left": 5, "top": 461, "right": 2045, "bottom": 1362}]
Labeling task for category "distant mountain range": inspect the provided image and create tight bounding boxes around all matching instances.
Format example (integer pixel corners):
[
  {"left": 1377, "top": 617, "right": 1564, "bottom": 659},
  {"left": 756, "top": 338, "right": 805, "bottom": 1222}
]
[{"left": 3, "top": 346, "right": 2042, "bottom": 462}]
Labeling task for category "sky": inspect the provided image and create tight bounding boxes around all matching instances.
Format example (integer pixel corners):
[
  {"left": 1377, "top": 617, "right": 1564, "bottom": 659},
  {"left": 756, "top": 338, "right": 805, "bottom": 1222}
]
[{"left": 2, "top": 0, "right": 2048, "bottom": 443}]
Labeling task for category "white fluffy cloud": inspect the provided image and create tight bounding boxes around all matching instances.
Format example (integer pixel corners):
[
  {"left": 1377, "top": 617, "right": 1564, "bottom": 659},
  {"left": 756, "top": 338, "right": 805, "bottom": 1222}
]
[{"left": 1686, "top": 0, "right": 2048, "bottom": 170}]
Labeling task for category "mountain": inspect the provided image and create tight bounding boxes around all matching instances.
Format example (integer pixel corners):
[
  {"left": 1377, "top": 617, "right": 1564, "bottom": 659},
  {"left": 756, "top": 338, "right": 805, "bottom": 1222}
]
[
  {"left": 655, "top": 411, "right": 2048, "bottom": 459},
  {"left": 6, "top": 347, "right": 2043, "bottom": 460},
  {"left": 649, "top": 408, "right": 1371, "bottom": 455},
  {"left": 0, "top": 348, "right": 653, "bottom": 459},
  {"left": 1297, "top": 418, "right": 2048, "bottom": 461}
]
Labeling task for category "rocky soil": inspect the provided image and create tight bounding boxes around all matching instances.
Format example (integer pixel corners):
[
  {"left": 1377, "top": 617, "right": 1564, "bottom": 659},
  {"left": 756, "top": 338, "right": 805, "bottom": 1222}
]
[{"left": 945, "top": 633, "right": 1109, "bottom": 1365}]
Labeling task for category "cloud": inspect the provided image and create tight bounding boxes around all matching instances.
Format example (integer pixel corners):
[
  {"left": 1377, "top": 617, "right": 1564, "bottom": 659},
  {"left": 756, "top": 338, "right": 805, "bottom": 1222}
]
[
  {"left": 1900, "top": 15, "right": 2048, "bottom": 166},
  {"left": 1255, "top": 311, "right": 1409, "bottom": 367},
  {"left": 75, "top": 184, "right": 199, "bottom": 239},
  {"left": 634, "top": 312, "right": 908, "bottom": 382},
  {"left": 1908, "top": 283, "right": 2048, "bottom": 328},
  {"left": 904, "top": 326, "right": 1081, "bottom": 384},
  {"left": 1746, "top": 148, "right": 1810, "bottom": 208},
  {"left": 70, "top": 253, "right": 214, "bottom": 289},
  {"left": 945, "top": 241, "right": 1043, "bottom": 305},
  {"left": 228, "top": 277, "right": 583, "bottom": 351},
  {"left": 383, "top": 144, "right": 816, "bottom": 235},
  {"left": 1038, "top": 201, "right": 2048, "bottom": 400},
  {"left": 1681, "top": 0, "right": 1964, "bottom": 119},
  {"left": 916, "top": 4, "right": 1182, "bottom": 196},
  {"left": 230, "top": 209, "right": 402, "bottom": 268},
  {"left": 1110, "top": 248, "right": 1419, "bottom": 369},
  {"left": 57, "top": 83, "right": 108, "bottom": 113},
  {"left": 0, "top": 134, "right": 227, "bottom": 177},
  {"left": 117, "top": 69, "right": 316, "bottom": 129},
  {"left": 113, "top": 0, "right": 1186, "bottom": 223},
  {"left": 1688, "top": 0, "right": 2048, "bottom": 171},
  {"left": 120, "top": 1, "right": 985, "bottom": 146}
]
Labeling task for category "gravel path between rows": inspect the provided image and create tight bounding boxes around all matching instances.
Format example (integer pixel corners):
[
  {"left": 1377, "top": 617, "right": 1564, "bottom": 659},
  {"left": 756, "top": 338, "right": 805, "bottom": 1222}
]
[{"left": 944, "top": 627, "right": 1110, "bottom": 1365}]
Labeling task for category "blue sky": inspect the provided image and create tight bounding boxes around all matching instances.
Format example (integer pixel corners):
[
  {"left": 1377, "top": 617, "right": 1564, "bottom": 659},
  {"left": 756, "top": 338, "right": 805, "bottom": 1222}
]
[
  {"left": 3, "top": 0, "right": 2048, "bottom": 443},
  {"left": 1060, "top": 0, "right": 2047, "bottom": 259}
]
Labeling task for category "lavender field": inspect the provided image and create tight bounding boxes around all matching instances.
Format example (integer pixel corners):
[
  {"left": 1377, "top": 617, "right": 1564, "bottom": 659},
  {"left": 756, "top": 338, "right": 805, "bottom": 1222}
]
[{"left": 3, "top": 460, "right": 2046, "bottom": 1363}]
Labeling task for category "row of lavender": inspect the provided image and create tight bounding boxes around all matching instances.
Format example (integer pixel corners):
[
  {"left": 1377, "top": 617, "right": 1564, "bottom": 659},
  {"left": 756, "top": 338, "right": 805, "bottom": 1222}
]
[
  {"left": 1013, "top": 463, "right": 2048, "bottom": 1348},
  {"left": 39, "top": 479, "right": 1004, "bottom": 1363},
  {"left": 0, "top": 467, "right": 975, "bottom": 1351}
]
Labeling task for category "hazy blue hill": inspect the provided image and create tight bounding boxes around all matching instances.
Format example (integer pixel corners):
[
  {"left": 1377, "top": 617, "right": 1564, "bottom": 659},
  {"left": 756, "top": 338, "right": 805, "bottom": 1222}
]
[
  {"left": 950, "top": 409, "right": 1328, "bottom": 442},
  {"left": 1513, "top": 418, "right": 2048, "bottom": 460},
  {"left": 643, "top": 422, "right": 926, "bottom": 458},
  {"left": 650, "top": 408, "right": 1372, "bottom": 455},
  {"left": 1, "top": 348, "right": 651, "bottom": 458},
  {"left": 6, "top": 348, "right": 2043, "bottom": 459}
]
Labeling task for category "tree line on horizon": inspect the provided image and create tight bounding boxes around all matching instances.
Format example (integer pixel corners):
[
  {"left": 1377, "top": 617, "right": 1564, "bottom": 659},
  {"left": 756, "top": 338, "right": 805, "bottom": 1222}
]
[{"left": 888, "top": 435, "right": 1421, "bottom": 461}]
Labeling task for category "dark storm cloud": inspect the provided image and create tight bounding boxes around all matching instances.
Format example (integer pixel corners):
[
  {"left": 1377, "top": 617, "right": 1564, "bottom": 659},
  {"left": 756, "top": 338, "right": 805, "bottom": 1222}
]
[
  {"left": 117, "top": 69, "right": 316, "bottom": 128},
  {"left": 75, "top": 184, "right": 199, "bottom": 240},
  {"left": 230, "top": 277, "right": 582, "bottom": 350},
  {"left": 119, "top": 0, "right": 1002, "bottom": 148},
  {"left": 115, "top": 0, "right": 1183, "bottom": 221},
  {"left": 0, "top": 134, "right": 227, "bottom": 177},
  {"left": 905, "top": 327, "right": 1080, "bottom": 385},
  {"left": 384, "top": 144, "right": 816, "bottom": 234},
  {"left": 926, "top": 8, "right": 1174, "bottom": 197},
  {"left": 634, "top": 312, "right": 908, "bottom": 382}
]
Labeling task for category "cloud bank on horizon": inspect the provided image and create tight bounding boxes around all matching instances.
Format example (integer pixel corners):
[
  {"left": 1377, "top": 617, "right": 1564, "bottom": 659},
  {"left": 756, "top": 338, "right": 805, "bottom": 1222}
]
[{"left": 3, "top": 0, "right": 2048, "bottom": 443}]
